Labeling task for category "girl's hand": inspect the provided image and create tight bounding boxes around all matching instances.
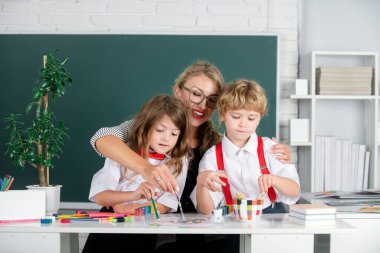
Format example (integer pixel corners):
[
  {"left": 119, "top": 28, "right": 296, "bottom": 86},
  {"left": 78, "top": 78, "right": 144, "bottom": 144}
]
[
  {"left": 258, "top": 174, "right": 277, "bottom": 194},
  {"left": 270, "top": 137, "right": 291, "bottom": 164},
  {"left": 133, "top": 182, "right": 157, "bottom": 201},
  {"left": 142, "top": 164, "right": 179, "bottom": 194},
  {"left": 197, "top": 170, "right": 228, "bottom": 192}
]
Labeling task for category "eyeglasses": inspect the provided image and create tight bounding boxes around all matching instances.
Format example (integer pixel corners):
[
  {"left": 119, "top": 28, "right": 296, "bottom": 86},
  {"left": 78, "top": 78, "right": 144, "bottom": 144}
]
[{"left": 178, "top": 84, "right": 218, "bottom": 109}]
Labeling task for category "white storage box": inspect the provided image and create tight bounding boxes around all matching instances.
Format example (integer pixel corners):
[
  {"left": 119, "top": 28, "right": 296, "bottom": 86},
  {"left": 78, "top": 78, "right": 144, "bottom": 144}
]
[
  {"left": 0, "top": 190, "right": 45, "bottom": 221},
  {"left": 292, "top": 79, "right": 309, "bottom": 95},
  {"left": 290, "top": 119, "right": 310, "bottom": 143}
]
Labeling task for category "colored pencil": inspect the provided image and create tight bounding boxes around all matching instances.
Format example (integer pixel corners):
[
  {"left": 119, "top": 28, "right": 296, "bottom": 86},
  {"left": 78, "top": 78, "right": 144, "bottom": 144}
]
[
  {"left": 5, "top": 177, "right": 15, "bottom": 191},
  {"left": 151, "top": 198, "right": 160, "bottom": 219}
]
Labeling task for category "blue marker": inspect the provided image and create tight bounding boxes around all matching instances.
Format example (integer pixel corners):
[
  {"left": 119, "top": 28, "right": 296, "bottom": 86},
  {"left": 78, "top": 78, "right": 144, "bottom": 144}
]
[{"left": 40, "top": 218, "right": 53, "bottom": 224}]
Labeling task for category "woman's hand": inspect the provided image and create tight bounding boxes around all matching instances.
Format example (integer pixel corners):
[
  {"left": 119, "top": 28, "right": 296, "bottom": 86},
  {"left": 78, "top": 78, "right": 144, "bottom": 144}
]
[
  {"left": 197, "top": 170, "right": 228, "bottom": 192},
  {"left": 258, "top": 174, "right": 277, "bottom": 194},
  {"left": 141, "top": 164, "right": 179, "bottom": 194},
  {"left": 270, "top": 137, "right": 291, "bottom": 164},
  {"left": 132, "top": 182, "right": 157, "bottom": 201}
]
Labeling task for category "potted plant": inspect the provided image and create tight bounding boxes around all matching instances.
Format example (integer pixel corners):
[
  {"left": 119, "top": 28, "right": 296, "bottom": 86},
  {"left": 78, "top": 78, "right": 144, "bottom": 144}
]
[{"left": 4, "top": 52, "right": 73, "bottom": 215}]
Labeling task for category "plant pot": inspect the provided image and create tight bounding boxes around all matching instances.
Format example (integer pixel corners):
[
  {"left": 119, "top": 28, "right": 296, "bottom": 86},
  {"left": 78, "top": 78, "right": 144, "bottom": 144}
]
[{"left": 26, "top": 185, "right": 62, "bottom": 215}]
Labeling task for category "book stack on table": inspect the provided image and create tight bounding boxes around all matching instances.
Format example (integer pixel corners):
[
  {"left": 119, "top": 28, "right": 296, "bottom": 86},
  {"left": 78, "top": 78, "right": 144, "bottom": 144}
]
[{"left": 289, "top": 204, "right": 337, "bottom": 226}]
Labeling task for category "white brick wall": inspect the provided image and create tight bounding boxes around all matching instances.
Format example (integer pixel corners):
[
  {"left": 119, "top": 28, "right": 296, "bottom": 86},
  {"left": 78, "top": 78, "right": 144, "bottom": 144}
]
[{"left": 0, "top": 0, "right": 299, "bottom": 155}]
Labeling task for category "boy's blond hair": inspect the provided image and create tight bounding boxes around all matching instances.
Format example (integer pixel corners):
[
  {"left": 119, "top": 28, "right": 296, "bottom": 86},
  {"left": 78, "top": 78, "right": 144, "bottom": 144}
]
[{"left": 217, "top": 79, "right": 268, "bottom": 119}]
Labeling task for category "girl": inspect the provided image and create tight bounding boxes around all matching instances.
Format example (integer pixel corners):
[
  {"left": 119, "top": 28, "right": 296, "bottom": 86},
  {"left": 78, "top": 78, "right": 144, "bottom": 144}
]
[
  {"left": 83, "top": 95, "right": 191, "bottom": 252},
  {"left": 89, "top": 94, "right": 191, "bottom": 213}
]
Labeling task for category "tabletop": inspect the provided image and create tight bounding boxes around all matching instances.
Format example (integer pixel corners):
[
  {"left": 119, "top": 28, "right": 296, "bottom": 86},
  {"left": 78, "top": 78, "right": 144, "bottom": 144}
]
[{"left": 0, "top": 213, "right": 355, "bottom": 235}]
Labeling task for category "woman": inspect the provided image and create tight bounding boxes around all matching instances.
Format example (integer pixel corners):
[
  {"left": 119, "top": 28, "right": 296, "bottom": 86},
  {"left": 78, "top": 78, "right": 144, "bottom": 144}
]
[{"left": 88, "top": 61, "right": 291, "bottom": 252}]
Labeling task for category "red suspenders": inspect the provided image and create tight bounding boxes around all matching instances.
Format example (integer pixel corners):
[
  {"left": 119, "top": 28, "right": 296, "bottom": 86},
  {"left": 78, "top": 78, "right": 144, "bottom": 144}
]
[
  {"left": 257, "top": 136, "right": 277, "bottom": 204},
  {"left": 215, "top": 136, "right": 277, "bottom": 206},
  {"left": 215, "top": 142, "right": 233, "bottom": 205}
]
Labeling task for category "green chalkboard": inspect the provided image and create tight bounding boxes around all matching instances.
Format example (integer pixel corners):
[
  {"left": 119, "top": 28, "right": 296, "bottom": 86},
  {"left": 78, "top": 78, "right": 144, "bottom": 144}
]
[{"left": 0, "top": 35, "right": 278, "bottom": 202}]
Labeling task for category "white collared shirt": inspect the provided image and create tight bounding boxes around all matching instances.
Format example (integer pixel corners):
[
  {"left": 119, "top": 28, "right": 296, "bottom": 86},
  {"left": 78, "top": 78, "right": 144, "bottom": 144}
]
[
  {"left": 89, "top": 155, "right": 188, "bottom": 212},
  {"left": 191, "top": 133, "right": 300, "bottom": 210}
]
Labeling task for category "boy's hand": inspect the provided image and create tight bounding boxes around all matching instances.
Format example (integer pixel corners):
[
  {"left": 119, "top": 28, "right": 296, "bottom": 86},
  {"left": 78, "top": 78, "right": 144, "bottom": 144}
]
[
  {"left": 142, "top": 164, "right": 179, "bottom": 194},
  {"left": 133, "top": 182, "right": 157, "bottom": 201},
  {"left": 197, "top": 170, "right": 227, "bottom": 192},
  {"left": 270, "top": 137, "right": 291, "bottom": 164},
  {"left": 258, "top": 174, "right": 277, "bottom": 194}
]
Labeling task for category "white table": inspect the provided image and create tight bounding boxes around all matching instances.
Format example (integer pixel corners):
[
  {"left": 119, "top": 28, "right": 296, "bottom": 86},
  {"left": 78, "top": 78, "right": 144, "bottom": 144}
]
[
  {"left": 302, "top": 192, "right": 380, "bottom": 253},
  {"left": 0, "top": 213, "right": 354, "bottom": 253}
]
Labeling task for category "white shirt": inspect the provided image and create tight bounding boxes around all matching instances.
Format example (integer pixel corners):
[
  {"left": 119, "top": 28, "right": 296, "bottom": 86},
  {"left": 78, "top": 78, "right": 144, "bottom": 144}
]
[
  {"left": 89, "top": 155, "right": 188, "bottom": 212},
  {"left": 191, "top": 133, "right": 300, "bottom": 210}
]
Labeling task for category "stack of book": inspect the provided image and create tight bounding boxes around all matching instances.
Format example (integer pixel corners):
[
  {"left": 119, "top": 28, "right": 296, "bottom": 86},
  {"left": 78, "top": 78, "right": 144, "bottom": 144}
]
[
  {"left": 316, "top": 67, "right": 373, "bottom": 95},
  {"left": 289, "top": 204, "right": 337, "bottom": 226},
  {"left": 314, "top": 135, "right": 370, "bottom": 192}
]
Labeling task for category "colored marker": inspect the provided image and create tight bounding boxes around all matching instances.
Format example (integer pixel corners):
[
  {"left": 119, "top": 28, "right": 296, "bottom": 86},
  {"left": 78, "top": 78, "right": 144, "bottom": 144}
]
[
  {"left": 5, "top": 177, "right": 14, "bottom": 191},
  {"left": 111, "top": 217, "right": 125, "bottom": 223},
  {"left": 40, "top": 218, "right": 53, "bottom": 224},
  {"left": 58, "top": 214, "right": 89, "bottom": 219},
  {"left": 1, "top": 177, "right": 5, "bottom": 191},
  {"left": 145, "top": 205, "right": 151, "bottom": 215},
  {"left": 0, "top": 219, "right": 39, "bottom": 224},
  {"left": 69, "top": 218, "right": 98, "bottom": 222},
  {"left": 99, "top": 218, "right": 110, "bottom": 223},
  {"left": 59, "top": 218, "right": 71, "bottom": 223},
  {"left": 151, "top": 198, "right": 160, "bottom": 219}
]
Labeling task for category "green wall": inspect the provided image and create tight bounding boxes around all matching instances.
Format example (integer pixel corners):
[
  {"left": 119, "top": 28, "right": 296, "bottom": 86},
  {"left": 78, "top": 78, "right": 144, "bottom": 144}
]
[{"left": 0, "top": 35, "right": 278, "bottom": 202}]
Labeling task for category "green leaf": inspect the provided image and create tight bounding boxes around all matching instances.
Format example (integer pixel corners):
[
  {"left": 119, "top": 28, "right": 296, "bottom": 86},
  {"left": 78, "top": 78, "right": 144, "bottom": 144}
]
[
  {"left": 45, "top": 159, "right": 52, "bottom": 167},
  {"left": 33, "top": 90, "right": 41, "bottom": 100},
  {"left": 26, "top": 102, "right": 37, "bottom": 114},
  {"left": 57, "top": 83, "right": 65, "bottom": 96},
  {"left": 61, "top": 57, "right": 68, "bottom": 65}
]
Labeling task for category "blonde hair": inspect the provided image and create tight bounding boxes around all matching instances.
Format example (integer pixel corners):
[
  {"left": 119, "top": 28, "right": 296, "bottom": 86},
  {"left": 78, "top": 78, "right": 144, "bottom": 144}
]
[
  {"left": 174, "top": 60, "right": 224, "bottom": 155},
  {"left": 218, "top": 79, "right": 268, "bottom": 120},
  {"left": 129, "top": 95, "right": 192, "bottom": 176}
]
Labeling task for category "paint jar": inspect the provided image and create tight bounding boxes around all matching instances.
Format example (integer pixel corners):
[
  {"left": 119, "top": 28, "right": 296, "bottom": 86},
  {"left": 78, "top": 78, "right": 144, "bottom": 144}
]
[
  {"left": 212, "top": 208, "right": 223, "bottom": 223},
  {"left": 233, "top": 198, "right": 263, "bottom": 222},
  {"left": 134, "top": 206, "right": 152, "bottom": 222}
]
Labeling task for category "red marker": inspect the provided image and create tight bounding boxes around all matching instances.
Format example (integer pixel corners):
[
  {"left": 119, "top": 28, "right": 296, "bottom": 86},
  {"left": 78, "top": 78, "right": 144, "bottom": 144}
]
[{"left": 59, "top": 218, "right": 70, "bottom": 223}]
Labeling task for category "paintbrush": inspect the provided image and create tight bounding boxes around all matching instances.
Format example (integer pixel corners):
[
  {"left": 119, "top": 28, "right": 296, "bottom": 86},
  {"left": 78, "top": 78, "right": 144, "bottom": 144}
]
[
  {"left": 256, "top": 192, "right": 267, "bottom": 200},
  {"left": 151, "top": 197, "right": 160, "bottom": 219},
  {"left": 175, "top": 192, "right": 186, "bottom": 221}
]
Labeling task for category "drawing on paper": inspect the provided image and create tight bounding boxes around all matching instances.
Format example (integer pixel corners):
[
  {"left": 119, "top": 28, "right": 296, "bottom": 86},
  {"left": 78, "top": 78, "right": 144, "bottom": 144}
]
[{"left": 154, "top": 217, "right": 209, "bottom": 226}]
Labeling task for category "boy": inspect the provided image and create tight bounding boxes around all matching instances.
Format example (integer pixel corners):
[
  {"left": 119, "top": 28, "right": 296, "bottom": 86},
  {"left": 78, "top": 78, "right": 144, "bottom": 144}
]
[{"left": 192, "top": 79, "right": 300, "bottom": 215}]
